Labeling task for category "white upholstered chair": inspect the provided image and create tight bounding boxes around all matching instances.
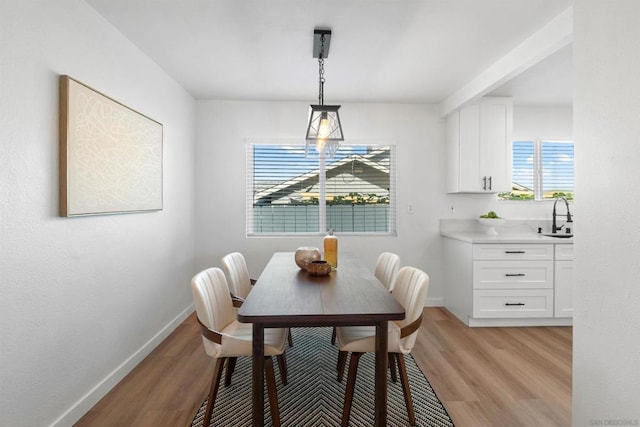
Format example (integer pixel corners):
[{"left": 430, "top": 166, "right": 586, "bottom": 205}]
[
  {"left": 335, "top": 266, "right": 429, "bottom": 427},
  {"left": 191, "top": 267, "right": 288, "bottom": 427},
  {"left": 221, "top": 252, "right": 255, "bottom": 300},
  {"left": 374, "top": 252, "right": 401, "bottom": 292},
  {"left": 331, "top": 252, "right": 401, "bottom": 345},
  {"left": 222, "top": 251, "right": 293, "bottom": 347}
]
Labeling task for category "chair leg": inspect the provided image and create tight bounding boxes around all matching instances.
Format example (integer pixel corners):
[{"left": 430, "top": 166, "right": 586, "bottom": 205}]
[
  {"left": 265, "top": 356, "right": 281, "bottom": 427},
  {"left": 389, "top": 352, "right": 398, "bottom": 383},
  {"left": 224, "top": 357, "right": 237, "bottom": 386},
  {"left": 336, "top": 350, "right": 348, "bottom": 382},
  {"left": 288, "top": 329, "right": 294, "bottom": 347},
  {"left": 341, "top": 352, "right": 362, "bottom": 427},
  {"left": 203, "top": 357, "right": 226, "bottom": 427},
  {"left": 331, "top": 327, "right": 337, "bottom": 344},
  {"left": 276, "top": 353, "right": 288, "bottom": 385},
  {"left": 396, "top": 353, "right": 416, "bottom": 426}
]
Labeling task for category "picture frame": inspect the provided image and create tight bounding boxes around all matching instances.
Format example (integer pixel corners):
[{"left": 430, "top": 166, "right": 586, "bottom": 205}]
[{"left": 59, "top": 75, "right": 163, "bottom": 217}]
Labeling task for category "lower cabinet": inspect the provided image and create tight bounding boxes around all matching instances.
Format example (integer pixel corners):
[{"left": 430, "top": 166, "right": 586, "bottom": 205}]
[
  {"left": 473, "top": 289, "right": 554, "bottom": 318},
  {"left": 554, "top": 244, "right": 575, "bottom": 318},
  {"left": 444, "top": 239, "right": 573, "bottom": 327}
]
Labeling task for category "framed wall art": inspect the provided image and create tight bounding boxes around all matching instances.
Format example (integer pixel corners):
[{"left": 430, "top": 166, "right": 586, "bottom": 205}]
[{"left": 59, "top": 75, "right": 163, "bottom": 217}]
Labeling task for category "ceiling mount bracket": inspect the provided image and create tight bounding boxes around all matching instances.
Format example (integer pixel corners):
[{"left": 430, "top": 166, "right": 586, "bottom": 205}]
[{"left": 313, "top": 29, "right": 331, "bottom": 58}]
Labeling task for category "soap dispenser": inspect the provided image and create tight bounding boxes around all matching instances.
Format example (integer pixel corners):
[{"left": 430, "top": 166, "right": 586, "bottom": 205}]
[{"left": 323, "top": 229, "right": 338, "bottom": 269}]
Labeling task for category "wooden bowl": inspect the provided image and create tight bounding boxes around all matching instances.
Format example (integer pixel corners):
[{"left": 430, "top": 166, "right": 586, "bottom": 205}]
[{"left": 306, "top": 260, "right": 332, "bottom": 276}]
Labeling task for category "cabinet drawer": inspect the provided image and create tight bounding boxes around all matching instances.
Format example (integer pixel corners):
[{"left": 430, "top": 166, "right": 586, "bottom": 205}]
[
  {"left": 473, "top": 260, "right": 553, "bottom": 289},
  {"left": 473, "top": 244, "right": 553, "bottom": 260},
  {"left": 473, "top": 289, "right": 554, "bottom": 318},
  {"left": 555, "top": 244, "right": 574, "bottom": 261}
]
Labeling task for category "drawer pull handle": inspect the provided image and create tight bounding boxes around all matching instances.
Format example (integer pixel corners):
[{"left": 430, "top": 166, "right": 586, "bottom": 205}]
[
  {"left": 505, "top": 251, "right": 525, "bottom": 254},
  {"left": 505, "top": 302, "right": 525, "bottom": 306},
  {"left": 505, "top": 273, "right": 525, "bottom": 277}
]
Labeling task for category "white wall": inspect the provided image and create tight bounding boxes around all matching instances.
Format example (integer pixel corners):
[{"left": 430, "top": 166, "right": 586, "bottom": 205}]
[
  {"left": 195, "top": 100, "right": 451, "bottom": 305},
  {"left": 0, "top": 2, "right": 196, "bottom": 426},
  {"left": 513, "top": 106, "right": 573, "bottom": 141},
  {"left": 573, "top": 1, "right": 640, "bottom": 425}
]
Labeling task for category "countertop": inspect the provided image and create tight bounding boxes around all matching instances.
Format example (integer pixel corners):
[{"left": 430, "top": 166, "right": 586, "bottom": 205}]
[{"left": 441, "top": 231, "right": 573, "bottom": 244}]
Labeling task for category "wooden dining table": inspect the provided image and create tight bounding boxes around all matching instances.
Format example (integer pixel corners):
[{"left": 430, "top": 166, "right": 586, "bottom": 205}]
[{"left": 237, "top": 252, "right": 405, "bottom": 426}]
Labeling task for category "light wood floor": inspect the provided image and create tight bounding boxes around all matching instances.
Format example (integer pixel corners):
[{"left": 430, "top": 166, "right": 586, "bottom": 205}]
[{"left": 74, "top": 307, "right": 572, "bottom": 427}]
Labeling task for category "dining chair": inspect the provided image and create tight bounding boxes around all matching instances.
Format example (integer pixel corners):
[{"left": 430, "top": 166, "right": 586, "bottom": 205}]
[
  {"left": 331, "top": 252, "right": 401, "bottom": 345},
  {"left": 221, "top": 252, "right": 255, "bottom": 300},
  {"left": 335, "top": 266, "right": 429, "bottom": 427},
  {"left": 191, "top": 267, "right": 288, "bottom": 427},
  {"left": 374, "top": 252, "right": 401, "bottom": 292},
  {"left": 222, "top": 251, "right": 294, "bottom": 347}
]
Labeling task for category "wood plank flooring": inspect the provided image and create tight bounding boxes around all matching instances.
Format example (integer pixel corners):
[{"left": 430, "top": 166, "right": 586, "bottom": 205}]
[
  {"left": 74, "top": 307, "right": 572, "bottom": 427},
  {"left": 412, "top": 308, "right": 572, "bottom": 427}
]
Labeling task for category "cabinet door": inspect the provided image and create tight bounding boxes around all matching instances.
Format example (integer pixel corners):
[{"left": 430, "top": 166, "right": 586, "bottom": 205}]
[
  {"left": 445, "top": 97, "right": 512, "bottom": 193},
  {"left": 473, "top": 289, "right": 554, "bottom": 318},
  {"left": 482, "top": 100, "right": 512, "bottom": 192},
  {"left": 445, "top": 111, "right": 461, "bottom": 193},
  {"left": 458, "top": 104, "right": 482, "bottom": 191},
  {"left": 473, "top": 244, "right": 554, "bottom": 261},
  {"left": 554, "top": 260, "right": 574, "bottom": 317},
  {"left": 473, "top": 260, "right": 553, "bottom": 290}
]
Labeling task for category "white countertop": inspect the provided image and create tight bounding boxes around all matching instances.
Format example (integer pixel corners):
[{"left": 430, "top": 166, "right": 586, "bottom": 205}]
[
  {"left": 441, "top": 231, "right": 573, "bottom": 244},
  {"left": 439, "top": 218, "right": 575, "bottom": 244}
]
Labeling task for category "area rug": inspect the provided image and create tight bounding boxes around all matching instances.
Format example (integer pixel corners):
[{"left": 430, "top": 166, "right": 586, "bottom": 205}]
[{"left": 191, "top": 327, "right": 454, "bottom": 426}]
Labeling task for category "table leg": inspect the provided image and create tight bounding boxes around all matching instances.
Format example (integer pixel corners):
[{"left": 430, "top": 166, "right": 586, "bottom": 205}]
[
  {"left": 374, "top": 320, "right": 388, "bottom": 427},
  {"left": 252, "top": 323, "right": 265, "bottom": 426}
]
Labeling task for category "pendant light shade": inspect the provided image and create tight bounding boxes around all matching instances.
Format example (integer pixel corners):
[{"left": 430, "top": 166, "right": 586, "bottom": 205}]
[
  {"left": 305, "top": 29, "right": 343, "bottom": 157},
  {"left": 305, "top": 105, "right": 344, "bottom": 156}
]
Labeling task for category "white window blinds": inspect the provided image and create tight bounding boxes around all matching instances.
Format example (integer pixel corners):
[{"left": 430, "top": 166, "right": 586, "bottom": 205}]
[
  {"left": 247, "top": 142, "right": 396, "bottom": 235},
  {"left": 501, "top": 140, "right": 574, "bottom": 201}
]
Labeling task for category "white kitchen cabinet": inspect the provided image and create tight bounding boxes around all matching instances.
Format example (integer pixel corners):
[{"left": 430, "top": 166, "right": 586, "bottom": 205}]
[
  {"left": 446, "top": 97, "right": 513, "bottom": 193},
  {"left": 554, "top": 244, "right": 574, "bottom": 318},
  {"left": 472, "top": 243, "right": 553, "bottom": 320},
  {"left": 444, "top": 238, "right": 572, "bottom": 327},
  {"left": 473, "top": 289, "right": 554, "bottom": 318}
]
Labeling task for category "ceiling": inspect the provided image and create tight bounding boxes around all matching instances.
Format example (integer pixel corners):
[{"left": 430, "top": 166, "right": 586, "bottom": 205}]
[{"left": 85, "top": 0, "right": 573, "bottom": 107}]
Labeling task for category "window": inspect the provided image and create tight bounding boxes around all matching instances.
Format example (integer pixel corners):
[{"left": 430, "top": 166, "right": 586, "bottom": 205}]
[
  {"left": 247, "top": 143, "right": 395, "bottom": 235},
  {"left": 499, "top": 140, "right": 574, "bottom": 201}
]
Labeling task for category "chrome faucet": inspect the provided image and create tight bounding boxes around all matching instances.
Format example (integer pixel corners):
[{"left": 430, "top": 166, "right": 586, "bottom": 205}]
[{"left": 552, "top": 196, "right": 573, "bottom": 233}]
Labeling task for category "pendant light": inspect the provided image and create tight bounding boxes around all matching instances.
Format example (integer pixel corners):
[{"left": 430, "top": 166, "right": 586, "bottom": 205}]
[{"left": 305, "top": 29, "right": 344, "bottom": 157}]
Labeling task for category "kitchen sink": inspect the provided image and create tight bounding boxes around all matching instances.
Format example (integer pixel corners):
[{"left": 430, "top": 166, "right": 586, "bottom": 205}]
[{"left": 543, "top": 233, "right": 573, "bottom": 238}]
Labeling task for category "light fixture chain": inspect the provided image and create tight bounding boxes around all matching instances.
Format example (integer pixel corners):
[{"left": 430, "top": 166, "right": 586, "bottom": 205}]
[{"left": 318, "top": 34, "right": 325, "bottom": 105}]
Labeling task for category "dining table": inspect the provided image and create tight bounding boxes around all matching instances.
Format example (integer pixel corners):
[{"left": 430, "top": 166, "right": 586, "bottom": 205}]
[{"left": 237, "top": 252, "right": 406, "bottom": 427}]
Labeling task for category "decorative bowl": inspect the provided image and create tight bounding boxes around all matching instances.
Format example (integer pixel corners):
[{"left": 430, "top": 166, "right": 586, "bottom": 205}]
[
  {"left": 306, "top": 260, "right": 332, "bottom": 276},
  {"left": 294, "top": 247, "right": 322, "bottom": 270},
  {"left": 478, "top": 218, "right": 507, "bottom": 234}
]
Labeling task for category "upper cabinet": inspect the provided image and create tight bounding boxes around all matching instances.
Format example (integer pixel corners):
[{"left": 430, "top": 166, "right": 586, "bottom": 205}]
[{"left": 446, "top": 97, "right": 513, "bottom": 193}]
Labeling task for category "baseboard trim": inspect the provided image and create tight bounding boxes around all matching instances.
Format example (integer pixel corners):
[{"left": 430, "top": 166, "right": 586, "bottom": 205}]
[
  {"left": 425, "top": 297, "right": 444, "bottom": 307},
  {"left": 49, "top": 303, "right": 195, "bottom": 427},
  {"left": 468, "top": 316, "right": 573, "bottom": 327}
]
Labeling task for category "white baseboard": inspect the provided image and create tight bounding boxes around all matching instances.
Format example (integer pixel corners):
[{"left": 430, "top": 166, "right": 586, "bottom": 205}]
[
  {"left": 468, "top": 316, "right": 573, "bottom": 327},
  {"left": 49, "top": 303, "right": 195, "bottom": 427},
  {"left": 425, "top": 297, "right": 444, "bottom": 307}
]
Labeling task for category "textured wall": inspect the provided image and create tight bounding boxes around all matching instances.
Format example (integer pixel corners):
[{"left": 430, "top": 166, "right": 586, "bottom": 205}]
[
  {"left": 0, "top": 2, "right": 196, "bottom": 426},
  {"left": 573, "top": 1, "right": 640, "bottom": 425}
]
